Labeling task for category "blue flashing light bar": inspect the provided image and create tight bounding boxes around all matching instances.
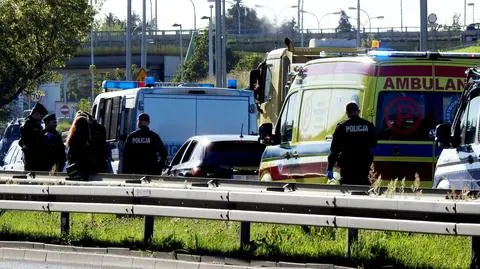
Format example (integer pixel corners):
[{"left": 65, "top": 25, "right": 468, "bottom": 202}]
[
  {"left": 227, "top": 79, "right": 237, "bottom": 89},
  {"left": 102, "top": 80, "right": 145, "bottom": 91}
]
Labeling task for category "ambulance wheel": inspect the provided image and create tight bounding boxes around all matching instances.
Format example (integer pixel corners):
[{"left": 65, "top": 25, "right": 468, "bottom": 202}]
[{"left": 260, "top": 173, "right": 272, "bottom": 182}]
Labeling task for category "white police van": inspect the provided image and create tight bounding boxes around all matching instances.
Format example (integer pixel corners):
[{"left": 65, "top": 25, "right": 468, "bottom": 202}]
[
  {"left": 92, "top": 79, "right": 258, "bottom": 173},
  {"left": 434, "top": 68, "right": 480, "bottom": 190}
]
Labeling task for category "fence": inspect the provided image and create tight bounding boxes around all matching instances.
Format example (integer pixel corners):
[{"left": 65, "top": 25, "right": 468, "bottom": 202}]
[{"left": 0, "top": 171, "right": 479, "bottom": 267}]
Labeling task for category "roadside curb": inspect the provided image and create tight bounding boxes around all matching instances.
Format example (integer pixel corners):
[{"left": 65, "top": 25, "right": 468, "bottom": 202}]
[{"left": 0, "top": 241, "right": 357, "bottom": 269}]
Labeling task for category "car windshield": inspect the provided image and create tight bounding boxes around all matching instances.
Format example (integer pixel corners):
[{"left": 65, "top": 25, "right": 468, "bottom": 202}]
[{"left": 203, "top": 141, "right": 266, "bottom": 167}]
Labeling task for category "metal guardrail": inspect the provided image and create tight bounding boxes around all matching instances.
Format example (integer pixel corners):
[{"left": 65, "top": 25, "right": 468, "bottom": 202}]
[{"left": 0, "top": 171, "right": 479, "bottom": 267}]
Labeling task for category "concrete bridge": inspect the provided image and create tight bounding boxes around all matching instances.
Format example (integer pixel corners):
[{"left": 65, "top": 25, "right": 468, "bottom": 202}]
[{"left": 65, "top": 27, "right": 471, "bottom": 79}]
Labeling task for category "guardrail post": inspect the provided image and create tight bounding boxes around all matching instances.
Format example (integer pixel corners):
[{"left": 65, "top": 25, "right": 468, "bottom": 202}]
[
  {"left": 346, "top": 228, "right": 358, "bottom": 258},
  {"left": 240, "top": 221, "right": 250, "bottom": 250},
  {"left": 60, "top": 212, "right": 70, "bottom": 236},
  {"left": 144, "top": 216, "right": 154, "bottom": 244},
  {"left": 471, "top": 236, "right": 480, "bottom": 269}
]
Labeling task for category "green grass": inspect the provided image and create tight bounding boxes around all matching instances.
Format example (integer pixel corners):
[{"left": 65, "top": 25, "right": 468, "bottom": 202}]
[
  {"left": 452, "top": 45, "right": 480, "bottom": 52},
  {"left": 0, "top": 211, "right": 470, "bottom": 268}
]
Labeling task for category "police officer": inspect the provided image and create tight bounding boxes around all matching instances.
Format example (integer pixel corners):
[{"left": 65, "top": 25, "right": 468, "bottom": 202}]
[
  {"left": 122, "top": 113, "right": 167, "bottom": 175},
  {"left": 43, "top": 114, "right": 66, "bottom": 172},
  {"left": 327, "top": 102, "right": 377, "bottom": 185},
  {"left": 19, "top": 102, "right": 48, "bottom": 171}
]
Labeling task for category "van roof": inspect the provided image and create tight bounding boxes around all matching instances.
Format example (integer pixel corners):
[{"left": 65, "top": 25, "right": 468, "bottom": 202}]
[{"left": 94, "top": 86, "right": 253, "bottom": 101}]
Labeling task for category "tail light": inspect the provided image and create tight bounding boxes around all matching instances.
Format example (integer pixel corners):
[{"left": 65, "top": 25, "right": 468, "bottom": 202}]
[{"left": 191, "top": 167, "right": 203, "bottom": 177}]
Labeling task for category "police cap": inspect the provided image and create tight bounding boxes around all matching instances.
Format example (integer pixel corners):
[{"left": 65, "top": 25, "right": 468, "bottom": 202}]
[
  {"left": 345, "top": 102, "right": 360, "bottom": 114},
  {"left": 43, "top": 113, "right": 56, "bottom": 123},
  {"left": 31, "top": 102, "right": 48, "bottom": 117},
  {"left": 138, "top": 113, "right": 150, "bottom": 122}
]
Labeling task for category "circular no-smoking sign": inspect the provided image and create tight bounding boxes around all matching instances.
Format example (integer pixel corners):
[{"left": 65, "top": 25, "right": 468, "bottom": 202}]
[{"left": 384, "top": 96, "right": 423, "bottom": 135}]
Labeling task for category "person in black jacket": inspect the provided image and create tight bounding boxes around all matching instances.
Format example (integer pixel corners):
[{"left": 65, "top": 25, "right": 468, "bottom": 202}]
[
  {"left": 122, "top": 113, "right": 167, "bottom": 175},
  {"left": 19, "top": 102, "right": 48, "bottom": 171},
  {"left": 77, "top": 111, "right": 111, "bottom": 174},
  {"left": 327, "top": 102, "right": 377, "bottom": 186},
  {"left": 43, "top": 114, "right": 66, "bottom": 172},
  {"left": 66, "top": 116, "right": 93, "bottom": 180}
]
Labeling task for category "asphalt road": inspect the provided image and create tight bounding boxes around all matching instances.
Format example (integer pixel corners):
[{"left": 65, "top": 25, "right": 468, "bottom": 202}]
[{"left": 0, "top": 260, "right": 104, "bottom": 269}]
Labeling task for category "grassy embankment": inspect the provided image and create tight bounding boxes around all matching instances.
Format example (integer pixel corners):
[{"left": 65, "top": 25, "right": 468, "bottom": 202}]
[{"left": 0, "top": 211, "right": 470, "bottom": 269}]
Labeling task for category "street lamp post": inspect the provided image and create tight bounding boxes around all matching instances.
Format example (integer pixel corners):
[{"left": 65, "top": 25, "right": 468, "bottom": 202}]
[
  {"left": 301, "top": 10, "right": 320, "bottom": 32},
  {"left": 349, "top": 6, "right": 370, "bottom": 35},
  {"left": 190, "top": 0, "right": 197, "bottom": 31},
  {"left": 469, "top": 3, "right": 475, "bottom": 24},
  {"left": 126, "top": 0, "right": 132, "bottom": 80},
  {"left": 318, "top": 11, "right": 342, "bottom": 31},
  {"left": 141, "top": 0, "right": 147, "bottom": 69},
  {"left": 173, "top": 23, "right": 184, "bottom": 82},
  {"left": 90, "top": 0, "right": 95, "bottom": 101},
  {"left": 201, "top": 11, "right": 214, "bottom": 77}
]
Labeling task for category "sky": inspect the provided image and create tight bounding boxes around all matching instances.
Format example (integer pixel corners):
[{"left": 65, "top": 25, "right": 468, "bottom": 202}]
[{"left": 98, "top": 0, "right": 477, "bottom": 32}]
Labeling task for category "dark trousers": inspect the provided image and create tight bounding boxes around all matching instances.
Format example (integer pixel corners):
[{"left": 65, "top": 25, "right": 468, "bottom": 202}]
[{"left": 340, "top": 164, "right": 371, "bottom": 186}]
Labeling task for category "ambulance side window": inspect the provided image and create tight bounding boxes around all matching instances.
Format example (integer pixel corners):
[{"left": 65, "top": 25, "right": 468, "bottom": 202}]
[
  {"left": 279, "top": 92, "right": 299, "bottom": 143},
  {"left": 459, "top": 96, "right": 480, "bottom": 145}
]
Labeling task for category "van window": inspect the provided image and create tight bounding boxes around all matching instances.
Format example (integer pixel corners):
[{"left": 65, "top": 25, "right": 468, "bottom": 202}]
[
  {"left": 376, "top": 91, "right": 460, "bottom": 141},
  {"left": 459, "top": 96, "right": 480, "bottom": 145},
  {"left": 298, "top": 89, "right": 360, "bottom": 141},
  {"left": 279, "top": 92, "right": 299, "bottom": 143},
  {"left": 264, "top": 64, "right": 273, "bottom": 102},
  {"left": 99, "top": 97, "right": 123, "bottom": 141}
]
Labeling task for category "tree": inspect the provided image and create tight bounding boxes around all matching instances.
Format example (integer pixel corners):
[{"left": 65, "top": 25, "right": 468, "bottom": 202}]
[
  {"left": 336, "top": 10, "right": 353, "bottom": 33},
  {"left": 225, "top": 2, "right": 273, "bottom": 35},
  {"left": 173, "top": 31, "right": 209, "bottom": 82},
  {"left": 278, "top": 18, "right": 298, "bottom": 38},
  {"left": 450, "top": 13, "right": 462, "bottom": 31},
  {"left": 0, "top": 0, "right": 94, "bottom": 107}
]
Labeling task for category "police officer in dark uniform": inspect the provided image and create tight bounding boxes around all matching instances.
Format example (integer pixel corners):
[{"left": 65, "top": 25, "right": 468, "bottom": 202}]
[
  {"left": 19, "top": 102, "right": 49, "bottom": 171},
  {"left": 327, "top": 102, "right": 377, "bottom": 185},
  {"left": 43, "top": 114, "right": 66, "bottom": 172},
  {"left": 122, "top": 113, "right": 167, "bottom": 175}
]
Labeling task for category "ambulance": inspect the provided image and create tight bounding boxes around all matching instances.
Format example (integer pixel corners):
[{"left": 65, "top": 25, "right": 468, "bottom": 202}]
[{"left": 257, "top": 51, "right": 480, "bottom": 182}]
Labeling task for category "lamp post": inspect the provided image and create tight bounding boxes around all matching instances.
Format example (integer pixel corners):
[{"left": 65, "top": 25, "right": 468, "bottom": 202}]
[
  {"left": 190, "top": 0, "right": 197, "bottom": 31},
  {"left": 173, "top": 23, "right": 184, "bottom": 82},
  {"left": 469, "top": 3, "right": 475, "bottom": 24},
  {"left": 348, "top": 6, "right": 371, "bottom": 34},
  {"left": 319, "top": 11, "right": 342, "bottom": 31},
  {"left": 201, "top": 12, "right": 214, "bottom": 77},
  {"left": 126, "top": 0, "right": 132, "bottom": 80},
  {"left": 90, "top": 0, "right": 96, "bottom": 101},
  {"left": 301, "top": 10, "right": 320, "bottom": 31}
]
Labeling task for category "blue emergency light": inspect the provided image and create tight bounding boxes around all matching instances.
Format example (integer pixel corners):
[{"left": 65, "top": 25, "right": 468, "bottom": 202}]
[
  {"left": 227, "top": 79, "right": 237, "bottom": 89},
  {"left": 102, "top": 80, "right": 145, "bottom": 91}
]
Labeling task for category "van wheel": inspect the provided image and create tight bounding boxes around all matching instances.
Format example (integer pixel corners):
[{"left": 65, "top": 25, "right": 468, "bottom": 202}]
[{"left": 260, "top": 173, "right": 272, "bottom": 182}]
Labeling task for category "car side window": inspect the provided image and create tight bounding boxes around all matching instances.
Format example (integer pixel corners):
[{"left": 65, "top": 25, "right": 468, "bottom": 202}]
[
  {"left": 459, "top": 96, "right": 480, "bottom": 145},
  {"left": 170, "top": 141, "right": 190, "bottom": 167},
  {"left": 279, "top": 92, "right": 299, "bottom": 143},
  {"left": 181, "top": 141, "right": 198, "bottom": 163}
]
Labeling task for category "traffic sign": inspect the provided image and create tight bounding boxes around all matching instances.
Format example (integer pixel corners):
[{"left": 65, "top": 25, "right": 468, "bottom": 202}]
[
  {"left": 60, "top": 104, "right": 69, "bottom": 116},
  {"left": 136, "top": 68, "right": 147, "bottom": 82},
  {"left": 428, "top": 13, "right": 437, "bottom": 25}
]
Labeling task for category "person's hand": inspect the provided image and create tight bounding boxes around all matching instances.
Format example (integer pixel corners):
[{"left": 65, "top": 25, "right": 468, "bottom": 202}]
[{"left": 327, "top": 170, "right": 334, "bottom": 180}]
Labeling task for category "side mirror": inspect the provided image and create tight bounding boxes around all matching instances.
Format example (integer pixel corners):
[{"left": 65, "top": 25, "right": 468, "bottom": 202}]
[
  {"left": 259, "top": 123, "right": 275, "bottom": 145},
  {"left": 435, "top": 123, "right": 452, "bottom": 148},
  {"left": 249, "top": 69, "right": 261, "bottom": 91}
]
